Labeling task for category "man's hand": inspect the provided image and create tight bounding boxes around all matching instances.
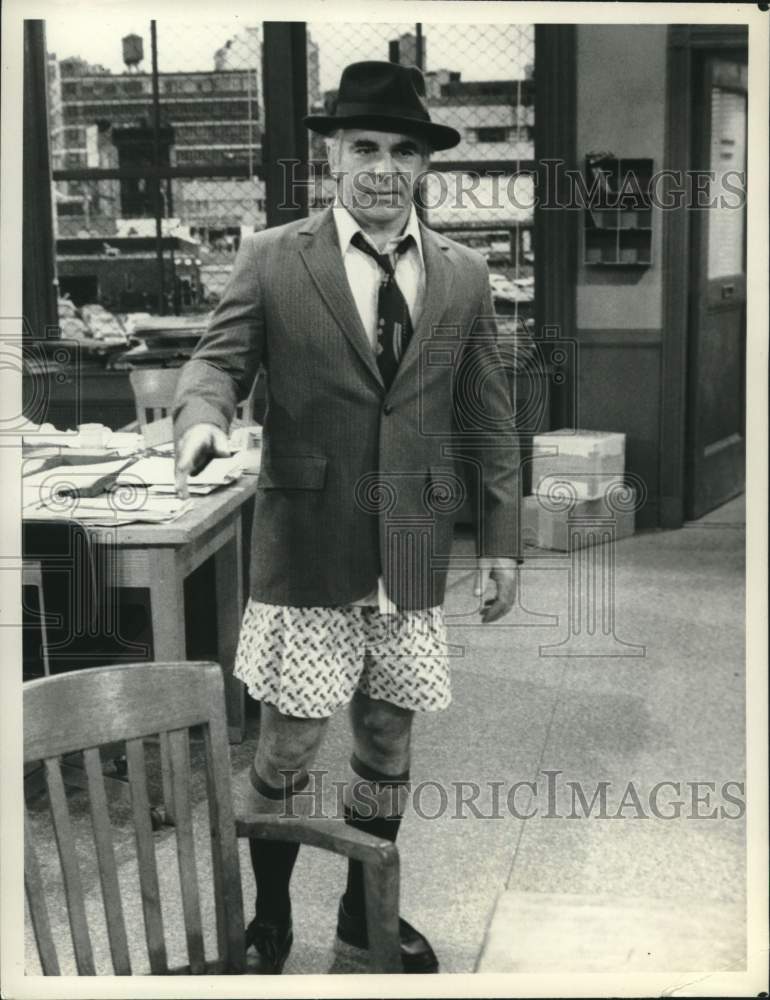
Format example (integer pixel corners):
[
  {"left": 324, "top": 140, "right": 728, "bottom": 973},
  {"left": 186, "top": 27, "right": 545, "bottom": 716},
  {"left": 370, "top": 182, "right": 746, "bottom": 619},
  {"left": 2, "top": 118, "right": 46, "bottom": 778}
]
[
  {"left": 474, "top": 557, "right": 519, "bottom": 623},
  {"left": 174, "top": 423, "right": 231, "bottom": 499}
]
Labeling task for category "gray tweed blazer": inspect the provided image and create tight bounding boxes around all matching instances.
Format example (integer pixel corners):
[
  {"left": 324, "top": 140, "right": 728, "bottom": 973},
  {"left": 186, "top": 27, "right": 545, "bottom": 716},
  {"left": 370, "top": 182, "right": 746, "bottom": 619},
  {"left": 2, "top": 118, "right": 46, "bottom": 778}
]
[{"left": 173, "top": 206, "right": 521, "bottom": 609}]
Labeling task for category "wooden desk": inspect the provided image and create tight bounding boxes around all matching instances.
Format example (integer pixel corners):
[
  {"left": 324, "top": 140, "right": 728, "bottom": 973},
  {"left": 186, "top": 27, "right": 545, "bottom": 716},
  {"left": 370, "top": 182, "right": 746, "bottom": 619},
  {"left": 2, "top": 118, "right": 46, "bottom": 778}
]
[
  {"left": 25, "top": 476, "right": 257, "bottom": 744},
  {"left": 87, "top": 476, "right": 257, "bottom": 744}
]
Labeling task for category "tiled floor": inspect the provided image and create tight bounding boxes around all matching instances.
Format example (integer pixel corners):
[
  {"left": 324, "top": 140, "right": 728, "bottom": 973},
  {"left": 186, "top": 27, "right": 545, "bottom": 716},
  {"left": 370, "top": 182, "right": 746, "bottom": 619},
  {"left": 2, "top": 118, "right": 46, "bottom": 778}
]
[{"left": 24, "top": 494, "right": 747, "bottom": 977}]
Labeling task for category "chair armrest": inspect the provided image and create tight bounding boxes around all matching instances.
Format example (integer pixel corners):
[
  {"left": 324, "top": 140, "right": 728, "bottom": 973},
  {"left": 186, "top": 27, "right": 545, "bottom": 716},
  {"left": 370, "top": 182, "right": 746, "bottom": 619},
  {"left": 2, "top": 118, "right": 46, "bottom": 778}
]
[
  {"left": 235, "top": 814, "right": 397, "bottom": 867},
  {"left": 235, "top": 814, "right": 401, "bottom": 972}
]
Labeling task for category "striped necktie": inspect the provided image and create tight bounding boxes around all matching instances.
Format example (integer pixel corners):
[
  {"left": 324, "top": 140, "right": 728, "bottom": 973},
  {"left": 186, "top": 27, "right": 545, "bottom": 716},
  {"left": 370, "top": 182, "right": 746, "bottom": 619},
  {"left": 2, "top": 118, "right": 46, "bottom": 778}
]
[{"left": 350, "top": 231, "right": 415, "bottom": 390}]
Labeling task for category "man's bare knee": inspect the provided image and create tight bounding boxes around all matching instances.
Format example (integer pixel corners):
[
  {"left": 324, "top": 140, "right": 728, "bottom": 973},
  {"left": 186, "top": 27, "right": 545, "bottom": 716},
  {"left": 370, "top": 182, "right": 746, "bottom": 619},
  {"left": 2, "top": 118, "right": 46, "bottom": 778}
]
[
  {"left": 352, "top": 695, "right": 413, "bottom": 769},
  {"left": 256, "top": 706, "right": 328, "bottom": 783}
]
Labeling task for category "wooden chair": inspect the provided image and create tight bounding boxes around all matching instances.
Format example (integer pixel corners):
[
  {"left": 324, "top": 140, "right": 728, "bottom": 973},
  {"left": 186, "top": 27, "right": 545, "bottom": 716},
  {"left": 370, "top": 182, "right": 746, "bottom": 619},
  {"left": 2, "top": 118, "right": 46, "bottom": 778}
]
[
  {"left": 129, "top": 368, "right": 259, "bottom": 431},
  {"left": 22, "top": 559, "right": 52, "bottom": 677},
  {"left": 24, "top": 661, "right": 401, "bottom": 976},
  {"left": 234, "top": 817, "right": 401, "bottom": 974}
]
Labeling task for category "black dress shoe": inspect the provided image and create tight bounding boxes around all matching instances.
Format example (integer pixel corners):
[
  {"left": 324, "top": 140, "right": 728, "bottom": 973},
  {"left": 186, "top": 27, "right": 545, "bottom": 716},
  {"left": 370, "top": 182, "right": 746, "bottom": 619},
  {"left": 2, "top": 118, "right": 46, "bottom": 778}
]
[
  {"left": 245, "top": 914, "right": 293, "bottom": 974},
  {"left": 336, "top": 896, "right": 439, "bottom": 973}
]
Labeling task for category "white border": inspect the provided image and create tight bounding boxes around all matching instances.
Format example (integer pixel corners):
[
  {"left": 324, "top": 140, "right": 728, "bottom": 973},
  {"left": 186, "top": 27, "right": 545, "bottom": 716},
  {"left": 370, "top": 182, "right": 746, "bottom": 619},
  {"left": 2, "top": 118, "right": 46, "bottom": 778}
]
[{"left": 2, "top": 2, "right": 767, "bottom": 998}]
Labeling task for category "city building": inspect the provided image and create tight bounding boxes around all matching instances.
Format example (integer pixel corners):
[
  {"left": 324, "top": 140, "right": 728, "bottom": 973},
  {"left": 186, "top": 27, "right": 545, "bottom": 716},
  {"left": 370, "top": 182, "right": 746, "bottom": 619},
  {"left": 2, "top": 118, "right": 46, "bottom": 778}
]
[
  {"left": 389, "top": 31, "right": 425, "bottom": 68},
  {"left": 48, "top": 31, "right": 263, "bottom": 239},
  {"left": 49, "top": 26, "right": 321, "bottom": 260}
]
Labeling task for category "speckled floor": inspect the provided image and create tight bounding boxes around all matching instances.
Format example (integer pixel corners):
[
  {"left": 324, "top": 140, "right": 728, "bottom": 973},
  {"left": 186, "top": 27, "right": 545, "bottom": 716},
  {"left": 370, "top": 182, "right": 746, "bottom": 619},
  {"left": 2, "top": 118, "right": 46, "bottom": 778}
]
[{"left": 24, "top": 495, "right": 746, "bottom": 978}]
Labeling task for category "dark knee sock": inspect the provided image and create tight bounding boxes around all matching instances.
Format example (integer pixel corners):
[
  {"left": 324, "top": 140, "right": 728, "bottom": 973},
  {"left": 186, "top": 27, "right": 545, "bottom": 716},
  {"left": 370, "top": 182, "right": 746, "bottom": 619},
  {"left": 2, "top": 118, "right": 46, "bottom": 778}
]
[
  {"left": 249, "top": 766, "right": 308, "bottom": 923},
  {"left": 342, "top": 754, "right": 409, "bottom": 918}
]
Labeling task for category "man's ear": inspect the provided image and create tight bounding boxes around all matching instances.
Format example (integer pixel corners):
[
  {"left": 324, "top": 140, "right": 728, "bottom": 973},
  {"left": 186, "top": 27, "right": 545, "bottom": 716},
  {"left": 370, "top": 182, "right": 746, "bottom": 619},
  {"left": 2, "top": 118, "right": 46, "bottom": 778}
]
[{"left": 324, "top": 130, "right": 342, "bottom": 173}]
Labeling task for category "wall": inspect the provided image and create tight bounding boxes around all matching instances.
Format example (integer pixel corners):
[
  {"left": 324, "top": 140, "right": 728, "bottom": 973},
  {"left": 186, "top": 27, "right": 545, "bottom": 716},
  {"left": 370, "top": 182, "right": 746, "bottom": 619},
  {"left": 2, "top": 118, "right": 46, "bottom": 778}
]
[{"left": 574, "top": 25, "right": 668, "bottom": 527}]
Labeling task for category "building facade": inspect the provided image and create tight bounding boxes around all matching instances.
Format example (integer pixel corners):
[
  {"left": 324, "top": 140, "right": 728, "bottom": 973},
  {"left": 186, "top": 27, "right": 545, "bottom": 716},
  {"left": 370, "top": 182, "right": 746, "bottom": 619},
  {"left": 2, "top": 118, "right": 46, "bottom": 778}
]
[{"left": 48, "top": 31, "right": 263, "bottom": 238}]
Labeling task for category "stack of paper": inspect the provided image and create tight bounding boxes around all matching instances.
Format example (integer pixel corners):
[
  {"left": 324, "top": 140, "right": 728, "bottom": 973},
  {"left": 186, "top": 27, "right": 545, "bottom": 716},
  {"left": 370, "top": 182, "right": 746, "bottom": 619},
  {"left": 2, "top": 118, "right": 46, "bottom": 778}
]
[
  {"left": 23, "top": 458, "right": 135, "bottom": 506},
  {"left": 104, "top": 430, "right": 144, "bottom": 454},
  {"left": 116, "top": 455, "right": 243, "bottom": 495},
  {"left": 21, "top": 455, "right": 198, "bottom": 525},
  {"left": 23, "top": 492, "right": 193, "bottom": 526},
  {"left": 22, "top": 428, "right": 143, "bottom": 457}
]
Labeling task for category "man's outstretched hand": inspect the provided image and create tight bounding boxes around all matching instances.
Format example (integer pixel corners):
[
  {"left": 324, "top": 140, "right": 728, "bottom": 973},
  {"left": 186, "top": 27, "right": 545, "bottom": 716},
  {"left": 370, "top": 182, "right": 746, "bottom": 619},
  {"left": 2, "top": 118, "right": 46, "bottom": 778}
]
[
  {"left": 174, "top": 423, "right": 231, "bottom": 499},
  {"left": 474, "top": 557, "right": 519, "bottom": 623}
]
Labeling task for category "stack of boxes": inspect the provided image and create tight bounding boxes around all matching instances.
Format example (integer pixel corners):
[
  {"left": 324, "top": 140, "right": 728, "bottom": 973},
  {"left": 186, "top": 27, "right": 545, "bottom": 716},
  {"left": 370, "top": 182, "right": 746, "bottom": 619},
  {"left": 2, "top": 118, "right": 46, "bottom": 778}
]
[{"left": 523, "top": 429, "right": 636, "bottom": 551}]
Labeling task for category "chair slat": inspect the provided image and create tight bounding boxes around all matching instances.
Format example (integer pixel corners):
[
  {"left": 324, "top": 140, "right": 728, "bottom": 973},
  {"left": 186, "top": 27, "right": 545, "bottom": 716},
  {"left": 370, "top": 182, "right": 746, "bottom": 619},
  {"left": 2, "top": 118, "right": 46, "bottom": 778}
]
[
  {"left": 205, "top": 713, "right": 246, "bottom": 972},
  {"left": 159, "top": 731, "right": 176, "bottom": 826},
  {"left": 203, "top": 724, "right": 228, "bottom": 964},
  {"left": 24, "top": 662, "right": 249, "bottom": 977},
  {"left": 125, "top": 738, "right": 167, "bottom": 974},
  {"left": 24, "top": 810, "right": 60, "bottom": 975},
  {"left": 167, "top": 729, "right": 205, "bottom": 974},
  {"left": 44, "top": 758, "right": 96, "bottom": 975},
  {"left": 83, "top": 748, "right": 131, "bottom": 975}
]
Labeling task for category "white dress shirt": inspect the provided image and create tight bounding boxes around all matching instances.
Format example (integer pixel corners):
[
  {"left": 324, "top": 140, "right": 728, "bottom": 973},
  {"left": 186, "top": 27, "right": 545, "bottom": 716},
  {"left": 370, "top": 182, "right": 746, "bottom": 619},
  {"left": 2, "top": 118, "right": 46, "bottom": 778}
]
[
  {"left": 332, "top": 201, "right": 425, "bottom": 349},
  {"left": 332, "top": 202, "right": 427, "bottom": 613}
]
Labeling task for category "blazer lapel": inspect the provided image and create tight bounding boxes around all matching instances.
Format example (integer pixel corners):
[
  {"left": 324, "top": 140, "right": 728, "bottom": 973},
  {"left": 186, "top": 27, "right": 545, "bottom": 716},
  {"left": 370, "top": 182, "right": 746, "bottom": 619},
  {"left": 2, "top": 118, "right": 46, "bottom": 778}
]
[{"left": 298, "top": 208, "right": 385, "bottom": 390}]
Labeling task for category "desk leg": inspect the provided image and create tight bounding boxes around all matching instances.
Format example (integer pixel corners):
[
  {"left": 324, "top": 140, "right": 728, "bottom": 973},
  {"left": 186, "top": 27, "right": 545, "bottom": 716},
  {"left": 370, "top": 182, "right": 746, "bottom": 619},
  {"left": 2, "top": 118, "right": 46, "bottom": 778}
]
[
  {"left": 214, "top": 519, "right": 245, "bottom": 743},
  {"left": 149, "top": 549, "right": 187, "bottom": 824}
]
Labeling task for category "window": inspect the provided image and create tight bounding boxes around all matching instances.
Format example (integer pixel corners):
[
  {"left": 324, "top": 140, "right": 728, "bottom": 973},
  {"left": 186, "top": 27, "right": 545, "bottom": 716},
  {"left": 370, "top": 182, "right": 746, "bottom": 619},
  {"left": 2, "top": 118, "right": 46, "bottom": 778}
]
[
  {"left": 63, "top": 126, "right": 86, "bottom": 145},
  {"left": 476, "top": 126, "right": 509, "bottom": 142}
]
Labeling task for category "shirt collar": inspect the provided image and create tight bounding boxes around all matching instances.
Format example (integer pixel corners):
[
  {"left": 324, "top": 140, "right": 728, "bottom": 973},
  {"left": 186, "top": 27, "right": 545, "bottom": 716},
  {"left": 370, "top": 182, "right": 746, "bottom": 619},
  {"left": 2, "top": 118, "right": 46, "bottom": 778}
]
[{"left": 332, "top": 201, "right": 424, "bottom": 266}]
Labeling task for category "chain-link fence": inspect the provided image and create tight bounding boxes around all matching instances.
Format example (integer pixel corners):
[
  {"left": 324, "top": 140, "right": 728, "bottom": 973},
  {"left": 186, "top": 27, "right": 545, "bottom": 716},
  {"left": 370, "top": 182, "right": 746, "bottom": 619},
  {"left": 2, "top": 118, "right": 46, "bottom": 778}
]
[
  {"left": 47, "top": 19, "right": 262, "bottom": 326},
  {"left": 307, "top": 21, "right": 535, "bottom": 330},
  {"left": 44, "top": 19, "right": 534, "bottom": 336}
]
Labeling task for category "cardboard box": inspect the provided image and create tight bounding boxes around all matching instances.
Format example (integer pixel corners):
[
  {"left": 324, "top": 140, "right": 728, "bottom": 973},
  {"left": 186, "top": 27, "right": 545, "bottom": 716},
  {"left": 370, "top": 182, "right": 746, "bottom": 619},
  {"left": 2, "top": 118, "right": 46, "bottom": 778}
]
[
  {"left": 523, "top": 488, "right": 636, "bottom": 552},
  {"left": 531, "top": 429, "right": 625, "bottom": 500}
]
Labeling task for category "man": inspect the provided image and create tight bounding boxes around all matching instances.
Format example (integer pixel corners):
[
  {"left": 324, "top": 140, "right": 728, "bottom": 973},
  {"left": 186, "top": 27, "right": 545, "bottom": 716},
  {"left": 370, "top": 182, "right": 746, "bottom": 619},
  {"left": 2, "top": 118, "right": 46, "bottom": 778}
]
[{"left": 173, "top": 60, "right": 521, "bottom": 974}]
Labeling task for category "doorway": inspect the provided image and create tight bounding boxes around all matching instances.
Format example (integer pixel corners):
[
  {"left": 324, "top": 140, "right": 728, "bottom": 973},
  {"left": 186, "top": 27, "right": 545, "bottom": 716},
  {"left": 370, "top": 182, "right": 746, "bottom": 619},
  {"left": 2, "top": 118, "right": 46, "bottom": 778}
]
[{"left": 685, "top": 52, "right": 747, "bottom": 520}]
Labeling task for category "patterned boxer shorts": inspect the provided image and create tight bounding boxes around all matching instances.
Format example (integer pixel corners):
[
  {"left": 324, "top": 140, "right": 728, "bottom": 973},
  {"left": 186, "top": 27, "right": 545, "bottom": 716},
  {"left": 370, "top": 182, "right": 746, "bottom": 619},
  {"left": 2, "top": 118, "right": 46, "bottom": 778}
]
[{"left": 233, "top": 598, "right": 452, "bottom": 718}]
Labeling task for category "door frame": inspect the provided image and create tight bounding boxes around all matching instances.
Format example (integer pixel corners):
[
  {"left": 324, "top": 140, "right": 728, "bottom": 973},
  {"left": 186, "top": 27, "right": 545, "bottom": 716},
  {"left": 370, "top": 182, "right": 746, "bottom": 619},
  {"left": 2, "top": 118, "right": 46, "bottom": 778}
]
[
  {"left": 660, "top": 24, "right": 748, "bottom": 529},
  {"left": 534, "top": 25, "right": 578, "bottom": 432},
  {"left": 686, "top": 50, "right": 747, "bottom": 520}
]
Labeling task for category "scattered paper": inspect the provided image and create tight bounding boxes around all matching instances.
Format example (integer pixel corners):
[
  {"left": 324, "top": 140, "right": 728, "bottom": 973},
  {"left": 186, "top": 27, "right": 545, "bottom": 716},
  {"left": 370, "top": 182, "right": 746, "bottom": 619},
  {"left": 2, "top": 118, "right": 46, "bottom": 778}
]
[
  {"left": 104, "top": 431, "right": 144, "bottom": 454},
  {"left": 23, "top": 491, "right": 193, "bottom": 526},
  {"left": 23, "top": 458, "right": 136, "bottom": 501},
  {"left": 117, "top": 454, "right": 243, "bottom": 489}
]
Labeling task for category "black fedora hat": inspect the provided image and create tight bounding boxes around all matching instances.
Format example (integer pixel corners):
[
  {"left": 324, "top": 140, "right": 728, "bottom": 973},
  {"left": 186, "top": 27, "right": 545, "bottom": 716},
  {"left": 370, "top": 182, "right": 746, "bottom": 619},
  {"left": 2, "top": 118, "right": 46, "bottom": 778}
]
[{"left": 304, "top": 60, "right": 461, "bottom": 152}]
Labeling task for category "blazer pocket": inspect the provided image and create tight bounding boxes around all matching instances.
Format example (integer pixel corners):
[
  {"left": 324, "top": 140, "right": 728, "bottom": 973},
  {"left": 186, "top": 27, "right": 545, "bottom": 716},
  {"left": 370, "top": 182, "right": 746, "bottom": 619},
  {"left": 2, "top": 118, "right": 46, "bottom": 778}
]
[{"left": 258, "top": 455, "right": 327, "bottom": 490}]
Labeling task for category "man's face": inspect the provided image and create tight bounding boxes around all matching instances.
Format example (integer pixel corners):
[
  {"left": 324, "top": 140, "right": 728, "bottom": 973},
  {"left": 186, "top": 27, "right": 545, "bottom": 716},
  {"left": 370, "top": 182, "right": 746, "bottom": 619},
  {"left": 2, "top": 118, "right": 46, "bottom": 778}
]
[{"left": 328, "top": 128, "right": 430, "bottom": 225}]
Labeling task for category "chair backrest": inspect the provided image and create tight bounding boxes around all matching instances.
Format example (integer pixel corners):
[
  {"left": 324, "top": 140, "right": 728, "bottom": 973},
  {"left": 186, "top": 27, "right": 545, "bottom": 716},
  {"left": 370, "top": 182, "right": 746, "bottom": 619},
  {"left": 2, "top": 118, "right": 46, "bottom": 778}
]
[
  {"left": 24, "top": 661, "right": 246, "bottom": 975},
  {"left": 129, "top": 368, "right": 259, "bottom": 429},
  {"left": 129, "top": 368, "right": 181, "bottom": 429}
]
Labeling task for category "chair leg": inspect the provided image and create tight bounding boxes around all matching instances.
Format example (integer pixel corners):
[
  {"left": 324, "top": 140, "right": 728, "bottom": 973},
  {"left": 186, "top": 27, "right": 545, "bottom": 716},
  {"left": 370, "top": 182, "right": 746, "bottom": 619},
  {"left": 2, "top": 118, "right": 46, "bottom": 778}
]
[
  {"left": 22, "top": 562, "right": 51, "bottom": 678},
  {"left": 363, "top": 851, "right": 401, "bottom": 972},
  {"left": 37, "top": 578, "right": 51, "bottom": 676}
]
